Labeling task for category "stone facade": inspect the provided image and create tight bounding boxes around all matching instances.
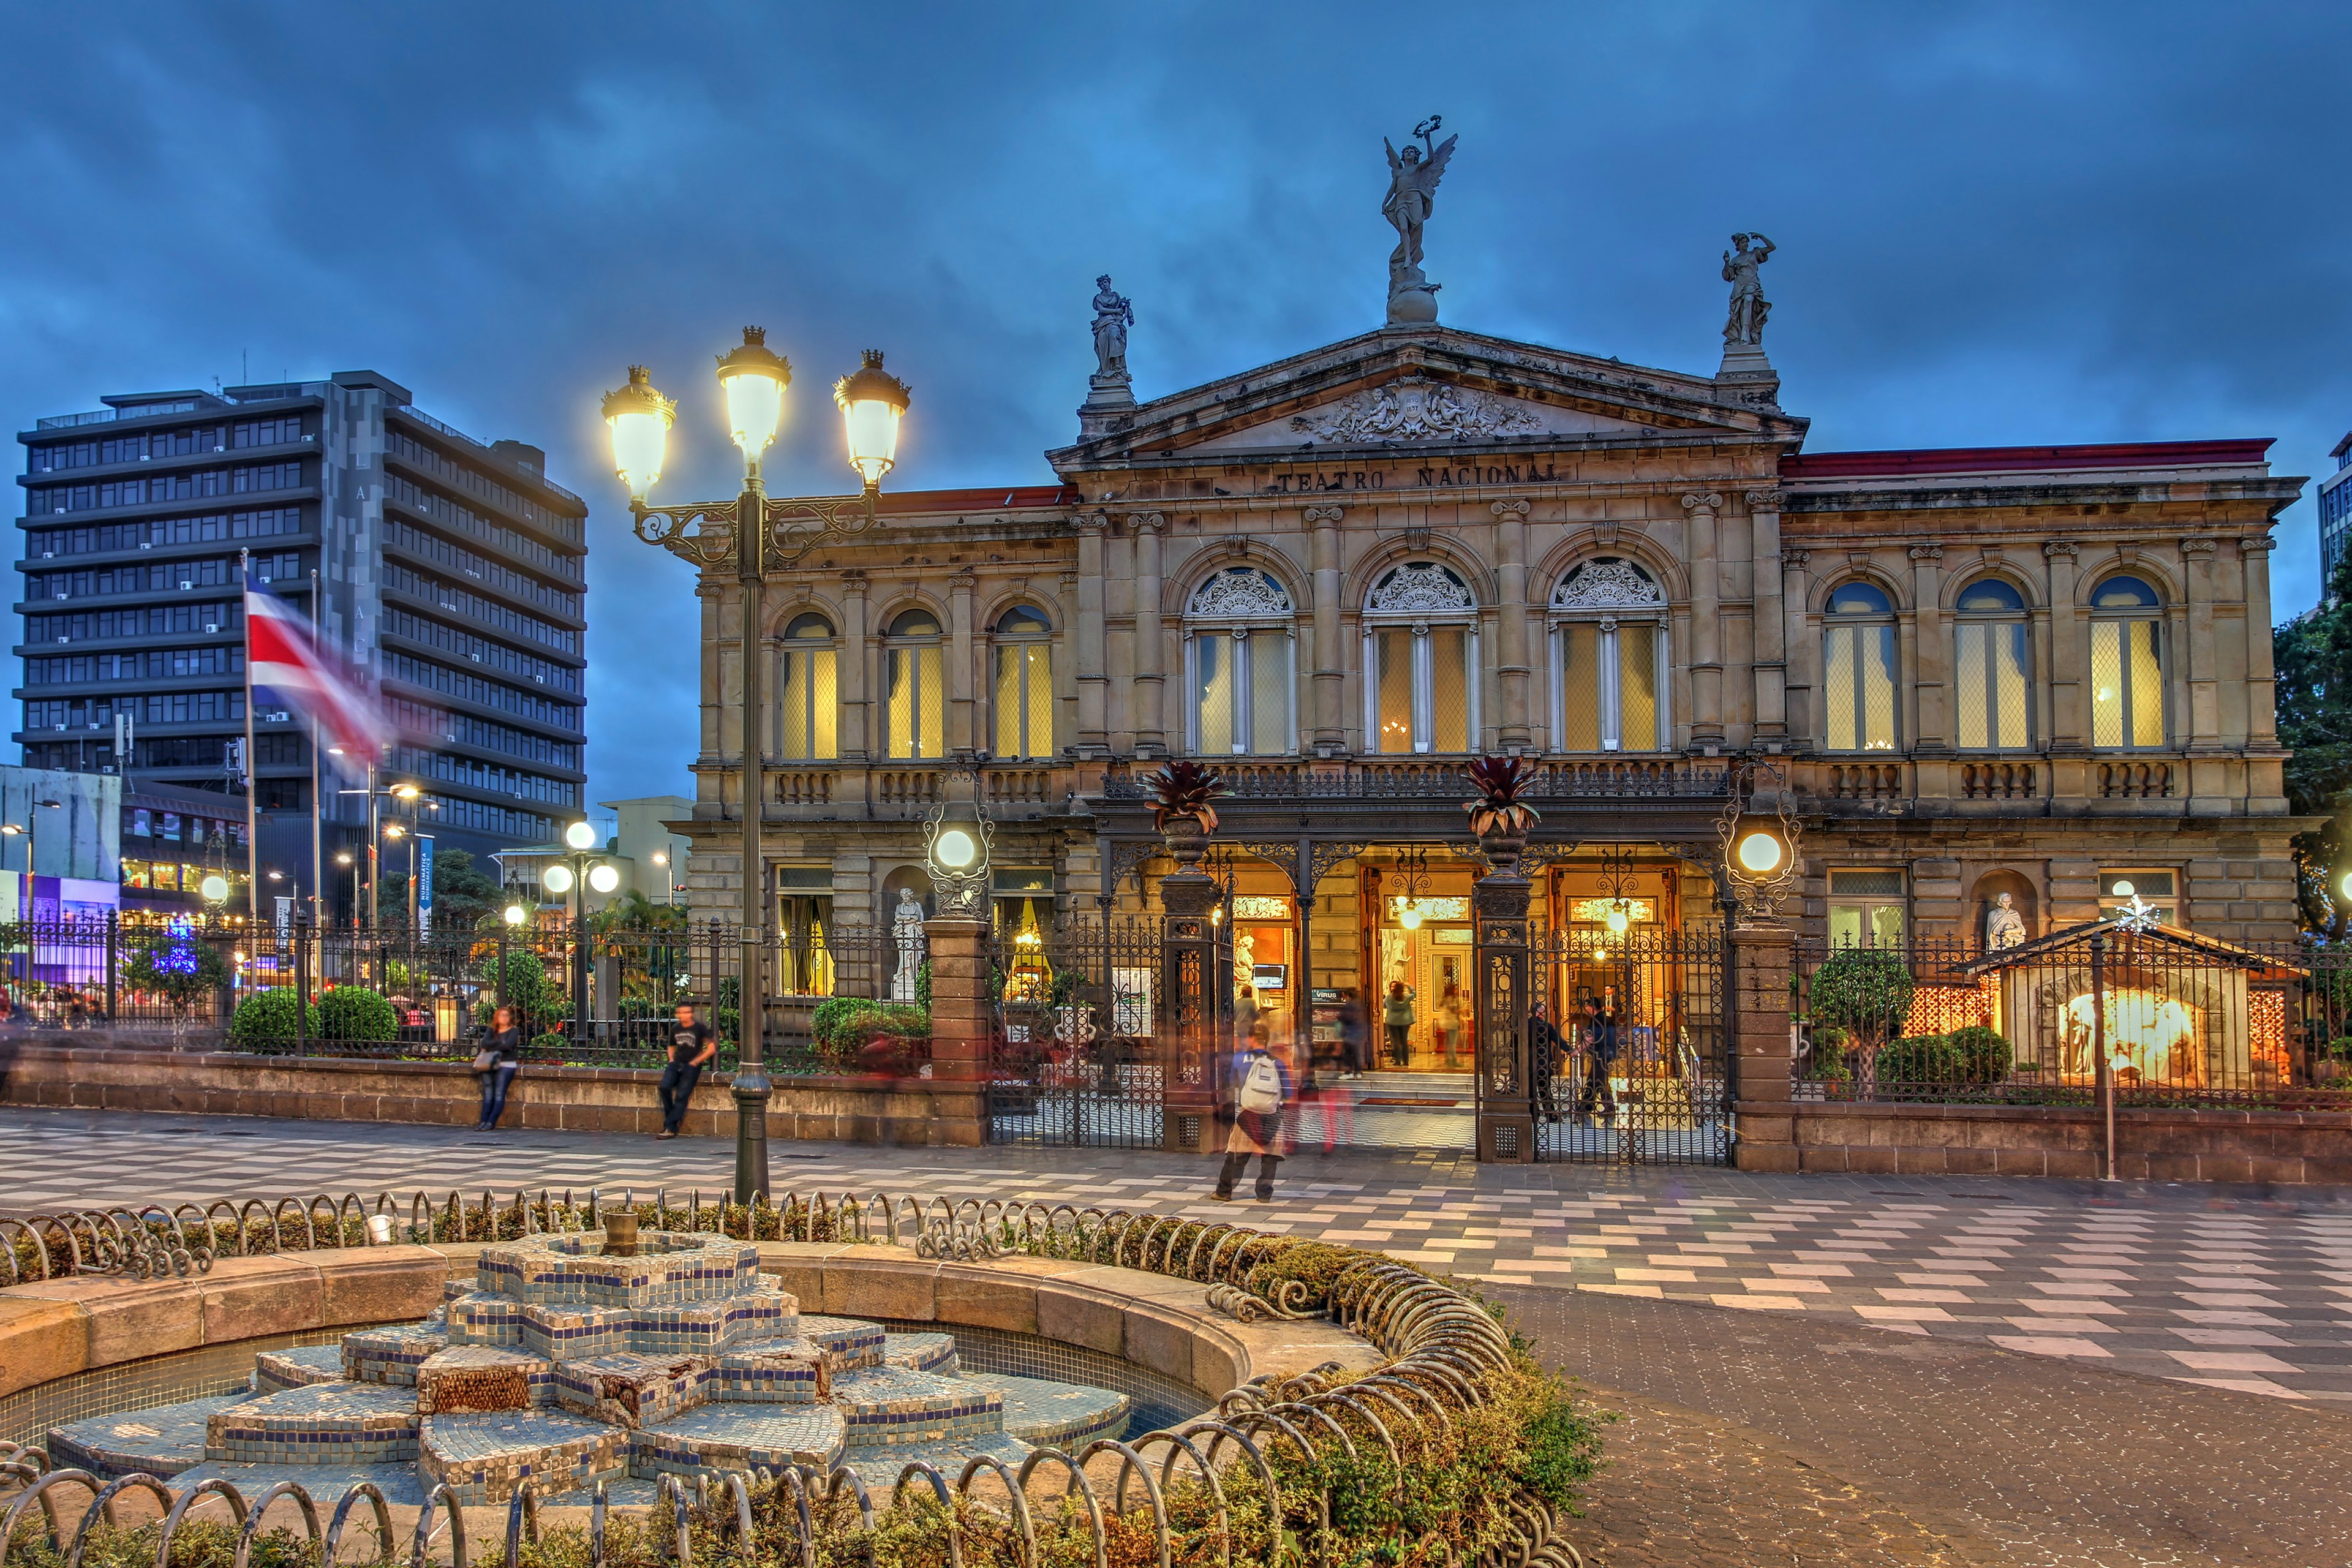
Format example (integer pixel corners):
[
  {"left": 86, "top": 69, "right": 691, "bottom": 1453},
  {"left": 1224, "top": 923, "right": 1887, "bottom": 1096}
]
[{"left": 654, "top": 316, "right": 2308, "bottom": 961}]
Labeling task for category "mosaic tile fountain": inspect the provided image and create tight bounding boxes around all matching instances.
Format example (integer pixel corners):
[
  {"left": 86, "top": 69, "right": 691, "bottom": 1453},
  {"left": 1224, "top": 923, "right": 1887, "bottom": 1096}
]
[{"left": 47, "top": 1231, "right": 1134, "bottom": 1506}]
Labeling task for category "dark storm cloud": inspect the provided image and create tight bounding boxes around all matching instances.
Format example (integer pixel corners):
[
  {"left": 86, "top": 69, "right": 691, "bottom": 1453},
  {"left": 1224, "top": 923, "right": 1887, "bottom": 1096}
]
[{"left": 4, "top": 2, "right": 2346, "bottom": 800}]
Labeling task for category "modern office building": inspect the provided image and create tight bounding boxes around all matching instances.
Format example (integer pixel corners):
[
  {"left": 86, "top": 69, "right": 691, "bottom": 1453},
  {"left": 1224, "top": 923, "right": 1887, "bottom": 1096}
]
[
  {"left": 2321, "top": 430, "right": 2352, "bottom": 593},
  {"left": 14, "top": 372, "right": 589, "bottom": 916}
]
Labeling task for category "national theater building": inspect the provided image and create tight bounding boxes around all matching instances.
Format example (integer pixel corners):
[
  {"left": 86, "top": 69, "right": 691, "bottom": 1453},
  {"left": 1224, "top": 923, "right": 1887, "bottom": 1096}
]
[{"left": 662, "top": 222, "right": 2305, "bottom": 1054}]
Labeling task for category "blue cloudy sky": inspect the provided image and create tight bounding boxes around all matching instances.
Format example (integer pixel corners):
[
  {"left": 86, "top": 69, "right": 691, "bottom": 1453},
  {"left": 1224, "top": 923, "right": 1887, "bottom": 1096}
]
[{"left": 5, "top": 3, "right": 2347, "bottom": 805}]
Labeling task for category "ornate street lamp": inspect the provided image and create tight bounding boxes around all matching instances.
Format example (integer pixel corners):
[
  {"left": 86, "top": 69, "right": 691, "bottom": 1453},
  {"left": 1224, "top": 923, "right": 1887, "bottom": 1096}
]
[
  {"left": 1716, "top": 755, "right": 1803, "bottom": 925},
  {"left": 545, "top": 819, "right": 622, "bottom": 1052},
  {"left": 603, "top": 330, "right": 913, "bottom": 1205}
]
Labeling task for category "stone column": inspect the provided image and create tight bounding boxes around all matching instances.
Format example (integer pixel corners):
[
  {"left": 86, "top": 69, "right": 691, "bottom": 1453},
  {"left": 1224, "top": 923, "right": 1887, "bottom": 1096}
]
[
  {"left": 1728, "top": 922, "right": 1797, "bottom": 1172},
  {"left": 2242, "top": 535, "right": 2280, "bottom": 747},
  {"left": 1491, "top": 499, "right": 1534, "bottom": 752},
  {"left": 2044, "top": 542, "right": 2082, "bottom": 748},
  {"left": 1472, "top": 834, "right": 1534, "bottom": 1163},
  {"left": 919, "top": 915, "right": 991, "bottom": 1147},
  {"left": 1682, "top": 492, "right": 1725, "bottom": 745},
  {"left": 1072, "top": 513, "right": 1109, "bottom": 756},
  {"left": 839, "top": 570, "right": 870, "bottom": 763},
  {"left": 1748, "top": 491, "right": 1787, "bottom": 740},
  {"left": 1158, "top": 823, "right": 1224, "bottom": 1153},
  {"left": 947, "top": 569, "right": 976, "bottom": 756},
  {"left": 1780, "top": 548, "right": 1811, "bottom": 747},
  {"left": 2182, "top": 537, "right": 2222, "bottom": 752},
  {"left": 1131, "top": 512, "right": 1167, "bottom": 756},
  {"left": 1909, "top": 545, "right": 1946, "bottom": 750},
  {"left": 1305, "top": 505, "right": 1346, "bottom": 755}
]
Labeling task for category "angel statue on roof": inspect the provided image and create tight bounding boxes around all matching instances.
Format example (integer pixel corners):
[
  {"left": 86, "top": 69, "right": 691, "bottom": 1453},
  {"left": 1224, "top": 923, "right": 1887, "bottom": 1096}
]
[{"left": 1382, "top": 116, "right": 1458, "bottom": 322}]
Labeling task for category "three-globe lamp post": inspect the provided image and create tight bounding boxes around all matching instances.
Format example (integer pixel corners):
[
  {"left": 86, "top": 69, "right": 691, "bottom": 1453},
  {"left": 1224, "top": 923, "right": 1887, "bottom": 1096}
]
[
  {"left": 601, "top": 331, "right": 910, "bottom": 1204},
  {"left": 541, "top": 820, "right": 622, "bottom": 1053}
]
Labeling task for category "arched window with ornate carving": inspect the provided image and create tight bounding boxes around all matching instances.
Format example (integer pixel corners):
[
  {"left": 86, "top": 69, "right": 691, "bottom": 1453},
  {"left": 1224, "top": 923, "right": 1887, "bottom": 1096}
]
[
  {"left": 1823, "top": 580, "right": 1898, "bottom": 752},
  {"left": 2089, "top": 573, "right": 2165, "bottom": 749},
  {"left": 884, "top": 608, "right": 944, "bottom": 759},
  {"left": 1362, "top": 562, "right": 1477, "bottom": 755},
  {"left": 777, "top": 612, "right": 837, "bottom": 761},
  {"left": 1953, "top": 577, "right": 2030, "bottom": 750},
  {"left": 1547, "top": 557, "right": 1667, "bottom": 752},
  {"left": 1184, "top": 567, "right": 1295, "bottom": 756},
  {"left": 992, "top": 605, "right": 1054, "bottom": 760}
]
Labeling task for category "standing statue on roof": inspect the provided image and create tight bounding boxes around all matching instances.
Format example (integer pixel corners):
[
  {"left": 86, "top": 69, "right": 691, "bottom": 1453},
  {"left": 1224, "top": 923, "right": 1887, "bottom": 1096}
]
[
  {"left": 1722, "top": 232, "right": 1776, "bottom": 347},
  {"left": 1090, "top": 276, "right": 1133, "bottom": 382},
  {"left": 1382, "top": 116, "right": 1457, "bottom": 325}
]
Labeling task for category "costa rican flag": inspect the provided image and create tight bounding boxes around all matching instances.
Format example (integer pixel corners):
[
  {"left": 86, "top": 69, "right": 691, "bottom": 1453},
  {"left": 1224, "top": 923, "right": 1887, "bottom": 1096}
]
[{"left": 244, "top": 573, "right": 394, "bottom": 761}]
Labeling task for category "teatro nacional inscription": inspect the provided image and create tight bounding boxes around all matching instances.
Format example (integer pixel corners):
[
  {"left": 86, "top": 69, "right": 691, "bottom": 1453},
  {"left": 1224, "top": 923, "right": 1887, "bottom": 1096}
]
[{"left": 1256, "top": 459, "right": 1566, "bottom": 494}]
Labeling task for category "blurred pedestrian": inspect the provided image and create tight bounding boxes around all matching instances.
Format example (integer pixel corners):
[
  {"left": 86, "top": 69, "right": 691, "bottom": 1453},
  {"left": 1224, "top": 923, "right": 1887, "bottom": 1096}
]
[
  {"left": 1382, "top": 979, "right": 1415, "bottom": 1069},
  {"left": 1213, "top": 1022, "right": 1291, "bottom": 1202}
]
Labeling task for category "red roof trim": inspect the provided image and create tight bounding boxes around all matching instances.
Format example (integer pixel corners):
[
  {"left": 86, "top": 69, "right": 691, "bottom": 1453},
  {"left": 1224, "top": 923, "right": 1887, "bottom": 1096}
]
[
  {"left": 1782, "top": 439, "right": 2273, "bottom": 480},
  {"left": 874, "top": 484, "right": 1077, "bottom": 515}
]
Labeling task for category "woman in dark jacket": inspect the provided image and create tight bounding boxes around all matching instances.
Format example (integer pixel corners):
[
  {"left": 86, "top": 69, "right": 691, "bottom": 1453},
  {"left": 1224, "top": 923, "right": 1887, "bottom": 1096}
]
[{"left": 476, "top": 1006, "right": 524, "bottom": 1131}]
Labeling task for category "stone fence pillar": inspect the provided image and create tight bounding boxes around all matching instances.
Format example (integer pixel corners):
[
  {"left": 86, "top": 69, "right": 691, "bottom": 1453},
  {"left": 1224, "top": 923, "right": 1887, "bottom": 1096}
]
[
  {"left": 1158, "top": 823, "right": 1224, "bottom": 1154},
  {"left": 1728, "top": 922, "right": 1797, "bottom": 1172},
  {"left": 922, "top": 915, "right": 991, "bottom": 1147},
  {"left": 1473, "top": 834, "right": 1534, "bottom": 1163}
]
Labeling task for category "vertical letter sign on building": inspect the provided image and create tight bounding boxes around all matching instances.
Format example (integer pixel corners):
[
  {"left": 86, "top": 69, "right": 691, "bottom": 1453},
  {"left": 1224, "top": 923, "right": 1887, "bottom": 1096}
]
[{"left": 417, "top": 835, "right": 434, "bottom": 935}]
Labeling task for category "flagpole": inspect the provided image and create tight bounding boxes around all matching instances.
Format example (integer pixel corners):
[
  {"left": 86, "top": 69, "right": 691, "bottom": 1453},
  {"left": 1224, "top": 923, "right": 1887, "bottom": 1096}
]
[
  {"left": 309, "top": 568, "right": 323, "bottom": 929},
  {"left": 239, "top": 549, "right": 260, "bottom": 924}
]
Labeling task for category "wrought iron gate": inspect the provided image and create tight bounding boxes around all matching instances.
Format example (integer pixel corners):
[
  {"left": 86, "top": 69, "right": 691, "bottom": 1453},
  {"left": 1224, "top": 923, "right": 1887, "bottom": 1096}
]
[
  {"left": 984, "top": 916, "right": 1182, "bottom": 1147},
  {"left": 1534, "top": 925, "right": 1729, "bottom": 1164}
]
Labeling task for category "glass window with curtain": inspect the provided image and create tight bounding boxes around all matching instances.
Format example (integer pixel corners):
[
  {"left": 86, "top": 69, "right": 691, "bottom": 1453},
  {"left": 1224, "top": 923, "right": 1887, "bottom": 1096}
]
[
  {"left": 777, "top": 612, "right": 838, "bottom": 761},
  {"left": 2088, "top": 575, "right": 2165, "bottom": 750},
  {"left": 1827, "top": 869, "right": 1907, "bottom": 948},
  {"left": 991, "top": 606, "right": 1054, "bottom": 760},
  {"left": 1548, "top": 557, "right": 1668, "bottom": 752},
  {"left": 1183, "top": 568, "right": 1295, "bottom": 756},
  {"left": 1823, "top": 580, "right": 1898, "bottom": 752},
  {"left": 1952, "top": 578, "right": 2029, "bottom": 751},
  {"left": 1363, "top": 562, "right": 1478, "bottom": 754},
  {"left": 884, "top": 608, "right": 944, "bottom": 759}
]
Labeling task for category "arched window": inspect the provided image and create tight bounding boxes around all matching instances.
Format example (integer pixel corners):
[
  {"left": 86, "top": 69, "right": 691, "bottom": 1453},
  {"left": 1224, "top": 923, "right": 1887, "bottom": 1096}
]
[
  {"left": 1823, "top": 580, "right": 1898, "bottom": 752},
  {"left": 1548, "top": 557, "right": 1667, "bottom": 752},
  {"left": 1953, "top": 577, "right": 2029, "bottom": 751},
  {"left": 884, "top": 608, "right": 944, "bottom": 759},
  {"left": 1185, "top": 568, "right": 1294, "bottom": 755},
  {"left": 1363, "top": 562, "right": 1477, "bottom": 754},
  {"left": 2089, "top": 574, "right": 2164, "bottom": 749},
  {"left": 777, "top": 612, "right": 837, "bottom": 761},
  {"left": 992, "top": 606, "right": 1054, "bottom": 760}
]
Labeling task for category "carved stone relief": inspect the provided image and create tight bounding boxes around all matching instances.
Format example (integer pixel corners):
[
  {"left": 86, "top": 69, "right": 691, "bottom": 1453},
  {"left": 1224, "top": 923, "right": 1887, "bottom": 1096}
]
[
  {"left": 1289, "top": 375, "right": 1543, "bottom": 445},
  {"left": 1366, "top": 561, "right": 1476, "bottom": 614},
  {"left": 1187, "top": 567, "right": 1294, "bottom": 618},
  {"left": 1551, "top": 557, "right": 1665, "bottom": 612}
]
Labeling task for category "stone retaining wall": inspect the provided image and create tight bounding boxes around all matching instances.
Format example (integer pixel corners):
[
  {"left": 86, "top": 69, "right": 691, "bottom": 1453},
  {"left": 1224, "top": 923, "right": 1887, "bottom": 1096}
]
[
  {"left": 1736, "top": 1099, "right": 2352, "bottom": 1183},
  {"left": 0, "top": 1040, "right": 986, "bottom": 1145}
]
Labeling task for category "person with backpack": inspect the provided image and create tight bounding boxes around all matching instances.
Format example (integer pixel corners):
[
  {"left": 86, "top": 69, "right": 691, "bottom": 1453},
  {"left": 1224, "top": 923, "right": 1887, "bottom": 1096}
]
[{"left": 1213, "top": 1022, "right": 1292, "bottom": 1202}]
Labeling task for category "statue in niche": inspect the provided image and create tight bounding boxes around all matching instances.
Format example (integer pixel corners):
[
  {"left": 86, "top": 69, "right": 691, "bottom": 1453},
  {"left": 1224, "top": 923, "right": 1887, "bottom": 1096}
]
[
  {"left": 891, "top": 887, "right": 927, "bottom": 1001},
  {"left": 1090, "top": 276, "right": 1133, "bottom": 382},
  {"left": 1722, "top": 233, "right": 1776, "bottom": 347},
  {"left": 1983, "top": 891, "right": 2026, "bottom": 951}
]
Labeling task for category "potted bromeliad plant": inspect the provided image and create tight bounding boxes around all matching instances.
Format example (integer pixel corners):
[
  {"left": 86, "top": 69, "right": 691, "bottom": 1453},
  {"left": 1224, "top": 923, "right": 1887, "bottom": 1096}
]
[
  {"left": 1146, "top": 759, "right": 1232, "bottom": 859},
  {"left": 1464, "top": 755, "right": 1542, "bottom": 854}
]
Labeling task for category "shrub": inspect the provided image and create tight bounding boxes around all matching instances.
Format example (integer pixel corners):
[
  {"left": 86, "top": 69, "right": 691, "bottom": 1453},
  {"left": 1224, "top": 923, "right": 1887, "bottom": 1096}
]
[
  {"left": 315, "top": 985, "right": 396, "bottom": 1043},
  {"left": 1806, "top": 1023, "right": 1852, "bottom": 1082},
  {"left": 1948, "top": 1023, "right": 2014, "bottom": 1082},
  {"left": 529, "top": 1030, "right": 568, "bottom": 1057},
  {"left": 118, "top": 931, "right": 227, "bottom": 1016},
  {"left": 1807, "top": 949, "right": 1915, "bottom": 1049},
  {"left": 810, "top": 996, "right": 881, "bottom": 1052},
  {"left": 1876, "top": 1033, "right": 1962, "bottom": 1082},
  {"left": 477, "top": 951, "right": 556, "bottom": 1030},
  {"left": 228, "top": 987, "right": 318, "bottom": 1050}
]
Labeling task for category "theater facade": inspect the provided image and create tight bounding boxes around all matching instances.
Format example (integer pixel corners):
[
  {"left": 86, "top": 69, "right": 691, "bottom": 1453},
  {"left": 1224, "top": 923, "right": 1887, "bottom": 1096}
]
[{"left": 662, "top": 269, "right": 2306, "bottom": 1081}]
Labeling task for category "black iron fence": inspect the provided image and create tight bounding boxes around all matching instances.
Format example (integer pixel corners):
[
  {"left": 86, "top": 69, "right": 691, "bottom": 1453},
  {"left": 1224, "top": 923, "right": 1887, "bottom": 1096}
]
[
  {"left": 1532, "top": 925, "right": 1730, "bottom": 1164},
  {"left": 986, "top": 916, "right": 1174, "bottom": 1147},
  {"left": 1794, "top": 930, "right": 2352, "bottom": 1109}
]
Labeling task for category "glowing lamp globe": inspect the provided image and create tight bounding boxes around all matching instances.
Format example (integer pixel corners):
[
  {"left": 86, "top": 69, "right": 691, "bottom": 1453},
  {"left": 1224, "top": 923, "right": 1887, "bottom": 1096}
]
[
  {"left": 934, "top": 829, "right": 977, "bottom": 870},
  {"left": 601, "top": 366, "right": 674, "bottom": 502},
  {"left": 833, "top": 350, "right": 911, "bottom": 492},
  {"left": 1736, "top": 831, "right": 1784, "bottom": 875},
  {"left": 2110, "top": 879, "right": 2135, "bottom": 897},
  {"left": 1605, "top": 907, "right": 1630, "bottom": 936},
  {"left": 565, "top": 820, "right": 598, "bottom": 851},
  {"left": 200, "top": 874, "right": 229, "bottom": 902},
  {"left": 587, "top": 863, "right": 622, "bottom": 895},
  {"left": 541, "top": 863, "right": 575, "bottom": 895},
  {"left": 1400, "top": 902, "right": 1424, "bottom": 931},
  {"left": 716, "top": 326, "right": 790, "bottom": 461},
  {"left": 503, "top": 904, "right": 527, "bottom": 927},
  {"left": 2340, "top": 870, "right": 2352, "bottom": 900}
]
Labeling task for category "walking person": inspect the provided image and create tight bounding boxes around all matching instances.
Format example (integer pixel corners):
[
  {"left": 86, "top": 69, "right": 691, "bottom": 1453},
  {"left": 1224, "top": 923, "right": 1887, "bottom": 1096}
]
[
  {"left": 657, "top": 1001, "right": 717, "bottom": 1140},
  {"left": 1574, "top": 997, "right": 1620, "bottom": 1124},
  {"left": 1382, "top": 979, "right": 1415, "bottom": 1069},
  {"left": 1336, "top": 989, "right": 1368, "bottom": 1079},
  {"left": 1213, "top": 1022, "right": 1292, "bottom": 1202},
  {"left": 474, "top": 1006, "right": 524, "bottom": 1131},
  {"left": 1530, "top": 1001, "right": 1568, "bottom": 1123},
  {"left": 1434, "top": 982, "right": 1464, "bottom": 1071}
]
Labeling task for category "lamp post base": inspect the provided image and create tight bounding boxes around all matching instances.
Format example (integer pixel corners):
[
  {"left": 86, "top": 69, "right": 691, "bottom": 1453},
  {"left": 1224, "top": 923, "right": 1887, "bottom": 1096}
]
[{"left": 731, "top": 1069, "right": 772, "bottom": 1204}]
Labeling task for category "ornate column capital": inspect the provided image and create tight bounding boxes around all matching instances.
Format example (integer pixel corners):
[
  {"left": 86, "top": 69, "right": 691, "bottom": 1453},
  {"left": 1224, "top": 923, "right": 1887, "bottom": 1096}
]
[
  {"left": 1126, "top": 510, "right": 1167, "bottom": 535},
  {"left": 2043, "top": 540, "right": 2080, "bottom": 559},
  {"left": 1069, "top": 511, "right": 1109, "bottom": 535},
  {"left": 947, "top": 568, "right": 978, "bottom": 590},
  {"left": 1777, "top": 548, "right": 1809, "bottom": 570},
  {"left": 2179, "top": 537, "right": 2220, "bottom": 556},
  {"left": 1680, "top": 491, "right": 1725, "bottom": 514},
  {"left": 1302, "top": 504, "right": 1345, "bottom": 527},
  {"left": 1908, "top": 545, "right": 1944, "bottom": 562},
  {"left": 1744, "top": 488, "right": 1784, "bottom": 511},
  {"left": 1490, "top": 499, "right": 1532, "bottom": 521},
  {"left": 840, "top": 568, "right": 869, "bottom": 592},
  {"left": 2238, "top": 535, "right": 2277, "bottom": 555}
]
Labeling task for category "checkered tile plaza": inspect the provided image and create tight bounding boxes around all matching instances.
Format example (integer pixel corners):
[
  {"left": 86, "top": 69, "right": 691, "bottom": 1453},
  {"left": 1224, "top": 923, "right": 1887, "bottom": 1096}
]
[{"left": 10, "top": 1105, "right": 2350, "bottom": 1402}]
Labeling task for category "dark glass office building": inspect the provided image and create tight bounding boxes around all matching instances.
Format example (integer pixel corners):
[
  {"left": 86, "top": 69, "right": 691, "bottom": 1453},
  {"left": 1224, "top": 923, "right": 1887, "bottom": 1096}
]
[
  {"left": 13, "top": 371, "right": 587, "bottom": 915},
  {"left": 2323, "top": 430, "right": 2352, "bottom": 594}
]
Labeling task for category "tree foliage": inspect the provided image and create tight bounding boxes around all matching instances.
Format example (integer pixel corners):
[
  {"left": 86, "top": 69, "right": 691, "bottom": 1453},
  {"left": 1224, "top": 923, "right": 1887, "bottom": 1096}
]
[
  {"left": 118, "top": 929, "right": 227, "bottom": 1016},
  {"left": 2275, "top": 555, "right": 2352, "bottom": 935},
  {"left": 380, "top": 847, "right": 508, "bottom": 933}
]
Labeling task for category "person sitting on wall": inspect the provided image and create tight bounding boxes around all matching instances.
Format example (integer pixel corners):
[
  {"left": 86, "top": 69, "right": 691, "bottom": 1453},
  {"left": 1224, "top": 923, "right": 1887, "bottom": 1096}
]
[{"left": 657, "top": 1001, "right": 718, "bottom": 1140}]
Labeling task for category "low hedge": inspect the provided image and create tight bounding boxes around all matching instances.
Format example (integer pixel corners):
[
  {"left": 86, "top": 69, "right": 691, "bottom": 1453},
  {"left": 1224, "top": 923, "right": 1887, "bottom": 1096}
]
[{"left": 225, "top": 987, "right": 318, "bottom": 1052}]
